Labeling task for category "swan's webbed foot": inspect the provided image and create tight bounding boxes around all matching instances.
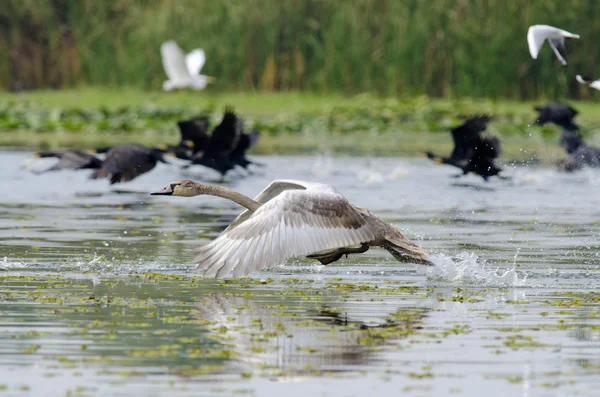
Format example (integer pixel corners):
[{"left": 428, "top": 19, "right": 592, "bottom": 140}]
[{"left": 307, "top": 243, "right": 369, "bottom": 265}]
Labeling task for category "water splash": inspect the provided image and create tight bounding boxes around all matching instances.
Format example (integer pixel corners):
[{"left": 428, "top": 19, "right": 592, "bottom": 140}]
[
  {"left": 311, "top": 152, "right": 334, "bottom": 177},
  {"left": 356, "top": 169, "right": 384, "bottom": 184},
  {"left": 389, "top": 166, "right": 409, "bottom": 179},
  {"left": 426, "top": 251, "right": 527, "bottom": 287}
]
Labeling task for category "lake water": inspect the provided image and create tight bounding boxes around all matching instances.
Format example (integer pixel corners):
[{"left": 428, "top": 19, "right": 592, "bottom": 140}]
[{"left": 1, "top": 151, "right": 600, "bottom": 396}]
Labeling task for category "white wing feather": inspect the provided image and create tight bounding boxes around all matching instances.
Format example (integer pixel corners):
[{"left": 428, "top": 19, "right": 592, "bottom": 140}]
[
  {"left": 160, "top": 41, "right": 192, "bottom": 83},
  {"left": 589, "top": 81, "right": 600, "bottom": 91},
  {"left": 195, "top": 188, "right": 378, "bottom": 278},
  {"left": 185, "top": 49, "right": 206, "bottom": 76},
  {"left": 548, "top": 38, "right": 567, "bottom": 65}
]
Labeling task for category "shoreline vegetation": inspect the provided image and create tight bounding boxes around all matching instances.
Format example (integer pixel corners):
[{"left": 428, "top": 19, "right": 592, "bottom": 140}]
[
  {"left": 1, "top": 88, "right": 599, "bottom": 162},
  {"left": 1, "top": 0, "right": 596, "bottom": 100}
]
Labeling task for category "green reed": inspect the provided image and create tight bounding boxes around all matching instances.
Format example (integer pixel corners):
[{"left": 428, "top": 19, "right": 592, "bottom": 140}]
[{"left": 1, "top": 0, "right": 597, "bottom": 99}]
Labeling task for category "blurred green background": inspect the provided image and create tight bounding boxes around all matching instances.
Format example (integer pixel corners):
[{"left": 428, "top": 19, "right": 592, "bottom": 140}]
[{"left": 1, "top": 0, "right": 595, "bottom": 98}]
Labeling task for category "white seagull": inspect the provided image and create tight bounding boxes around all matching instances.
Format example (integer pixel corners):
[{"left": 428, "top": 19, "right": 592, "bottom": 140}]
[
  {"left": 160, "top": 40, "right": 215, "bottom": 91},
  {"left": 576, "top": 75, "right": 600, "bottom": 91},
  {"left": 151, "top": 179, "right": 432, "bottom": 278},
  {"left": 527, "top": 25, "right": 579, "bottom": 65}
]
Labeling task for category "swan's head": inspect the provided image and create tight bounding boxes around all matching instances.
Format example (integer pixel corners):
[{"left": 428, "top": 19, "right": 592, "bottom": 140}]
[{"left": 151, "top": 180, "right": 205, "bottom": 197}]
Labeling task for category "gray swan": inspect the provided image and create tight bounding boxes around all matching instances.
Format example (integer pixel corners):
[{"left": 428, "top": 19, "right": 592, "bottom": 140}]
[{"left": 151, "top": 179, "right": 432, "bottom": 278}]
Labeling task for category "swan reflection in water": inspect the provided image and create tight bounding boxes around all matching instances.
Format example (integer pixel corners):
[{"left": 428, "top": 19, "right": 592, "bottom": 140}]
[{"left": 193, "top": 293, "right": 429, "bottom": 375}]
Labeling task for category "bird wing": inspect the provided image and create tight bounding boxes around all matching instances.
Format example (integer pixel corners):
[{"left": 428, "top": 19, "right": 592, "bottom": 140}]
[
  {"left": 195, "top": 187, "right": 377, "bottom": 278},
  {"left": 54, "top": 151, "right": 100, "bottom": 170},
  {"left": 178, "top": 118, "right": 210, "bottom": 151},
  {"left": 527, "top": 25, "right": 578, "bottom": 61},
  {"left": 160, "top": 41, "right": 191, "bottom": 82},
  {"left": 478, "top": 136, "right": 502, "bottom": 159},
  {"left": 548, "top": 37, "right": 567, "bottom": 65},
  {"left": 208, "top": 109, "right": 242, "bottom": 153},
  {"left": 589, "top": 80, "right": 600, "bottom": 91},
  {"left": 576, "top": 75, "right": 591, "bottom": 85},
  {"left": 101, "top": 144, "right": 153, "bottom": 179},
  {"left": 226, "top": 180, "right": 312, "bottom": 231},
  {"left": 450, "top": 116, "right": 489, "bottom": 160},
  {"left": 576, "top": 75, "right": 600, "bottom": 91},
  {"left": 527, "top": 25, "right": 552, "bottom": 59},
  {"left": 185, "top": 49, "right": 206, "bottom": 76}
]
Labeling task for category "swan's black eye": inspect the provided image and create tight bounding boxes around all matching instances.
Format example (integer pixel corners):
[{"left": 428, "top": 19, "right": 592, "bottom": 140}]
[{"left": 170, "top": 183, "right": 180, "bottom": 190}]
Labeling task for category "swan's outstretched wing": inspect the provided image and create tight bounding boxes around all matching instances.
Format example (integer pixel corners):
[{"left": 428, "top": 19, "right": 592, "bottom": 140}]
[
  {"left": 227, "top": 180, "right": 316, "bottom": 230},
  {"left": 195, "top": 188, "right": 378, "bottom": 278},
  {"left": 185, "top": 49, "right": 206, "bottom": 76},
  {"left": 160, "top": 41, "right": 191, "bottom": 82}
]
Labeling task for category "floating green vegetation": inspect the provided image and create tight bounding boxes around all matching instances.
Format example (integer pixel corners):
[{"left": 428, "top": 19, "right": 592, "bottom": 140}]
[
  {"left": 502, "top": 335, "right": 553, "bottom": 350},
  {"left": 0, "top": 91, "right": 572, "bottom": 158}
]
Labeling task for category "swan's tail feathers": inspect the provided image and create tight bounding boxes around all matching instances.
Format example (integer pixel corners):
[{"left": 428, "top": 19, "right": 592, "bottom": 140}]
[{"left": 383, "top": 229, "right": 433, "bottom": 266}]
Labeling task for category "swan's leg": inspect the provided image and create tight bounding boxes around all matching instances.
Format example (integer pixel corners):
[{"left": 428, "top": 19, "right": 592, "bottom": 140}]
[{"left": 307, "top": 243, "right": 369, "bottom": 265}]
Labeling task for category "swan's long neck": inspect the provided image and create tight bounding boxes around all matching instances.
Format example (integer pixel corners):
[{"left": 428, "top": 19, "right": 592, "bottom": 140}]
[{"left": 196, "top": 184, "right": 260, "bottom": 212}]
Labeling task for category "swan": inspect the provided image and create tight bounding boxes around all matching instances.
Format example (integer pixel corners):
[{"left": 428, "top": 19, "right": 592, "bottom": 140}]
[
  {"left": 527, "top": 25, "right": 579, "bottom": 65},
  {"left": 151, "top": 179, "right": 432, "bottom": 278},
  {"left": 160, "top": 40, "right": 215, "bottom": 91},
  {"left": 576, "top": 75, "right": 600, "bottom": 91}
]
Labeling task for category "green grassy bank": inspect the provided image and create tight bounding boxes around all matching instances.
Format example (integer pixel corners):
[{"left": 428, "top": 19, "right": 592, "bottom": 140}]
[{"left": 1, "top": 88, "right": 599, "bottom": 161}]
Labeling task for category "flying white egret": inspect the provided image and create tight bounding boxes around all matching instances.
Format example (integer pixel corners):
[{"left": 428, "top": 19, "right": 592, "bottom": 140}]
[
  {"left": 151, "top": 179, "right": 432, "bottom": 278},
  {"left": 576, "top": 75, "right": 600, "bottom": 91},
  {"left": 160, "top": 40, "right": 215, "bottom": 91},
  {"left": 527, "top": 25, "right": 579, "bottom": 65}
]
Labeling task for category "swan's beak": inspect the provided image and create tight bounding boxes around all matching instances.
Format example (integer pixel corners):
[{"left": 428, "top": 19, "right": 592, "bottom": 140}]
[
  {"left": 151, "top": 185, "right": 174, "bottom": 196},
  {"left": 206, "top": 76, "right": 216, "bottom": 83}
]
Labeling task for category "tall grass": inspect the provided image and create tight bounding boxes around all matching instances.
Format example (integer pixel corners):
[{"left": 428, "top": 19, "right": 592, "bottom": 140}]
[{"left": 1, "top": 0, "right": 597, "bottom": 99}]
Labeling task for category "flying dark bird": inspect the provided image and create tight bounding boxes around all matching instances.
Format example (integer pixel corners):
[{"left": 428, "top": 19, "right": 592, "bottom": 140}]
[
  {"left": 177, "top": 117, "right": 210, "bottom": 155},
  {"left": 89, "top": 144, "right": 168, "bottom": 184},
  {"left": 534, "top": 102, "right": 579, "bottom": 131},
  {"left": 228, "top": 129, "right": 262, "bottom": 170},
  {"left": 186, "top": 109, "right": 241, "bottom": 176},
  {"left": 557, "top": 130, "right": 600, "bottom": 171},
  {"left": 425, "top": 115, "right": 502, "bottom": 181},
  {"left": 33, "top": 150, "right": 104, "bottom": 173}
]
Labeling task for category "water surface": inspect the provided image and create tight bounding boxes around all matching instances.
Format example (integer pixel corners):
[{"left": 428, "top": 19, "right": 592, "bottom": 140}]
[{"left": 1, "top": 151, "right": 599, "bottom": 396}]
